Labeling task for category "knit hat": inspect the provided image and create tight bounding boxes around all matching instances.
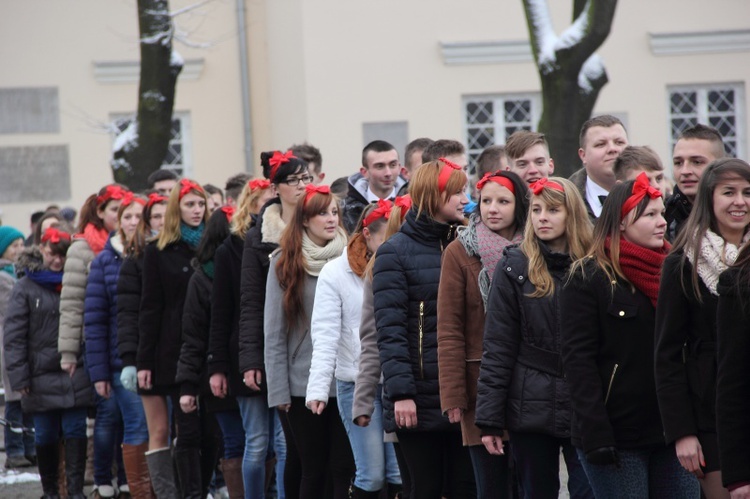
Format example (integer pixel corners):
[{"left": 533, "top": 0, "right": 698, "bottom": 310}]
[{"left": 0, "top": 226, "right": 24, "bottom": 258}]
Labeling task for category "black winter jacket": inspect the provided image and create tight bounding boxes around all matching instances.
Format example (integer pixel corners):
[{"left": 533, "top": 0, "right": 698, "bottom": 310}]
[
  {"left": 209, "top": 235, "right": 262, "bottom": 398},
  {"left": 561, "top": 260, "right": 665, "bottom": 453},
  {"left": 475, "top": 246, "right": 573, "bottom": 438},
  {"left": 372, "top": 209, "right": 460, "bottom": 433},
  {"left": 664, "top": 186, "right": 692, "bottom": 243},
  {"left": 137, "top": 240, "right": 195, "bottom": 387},
  {"left": 116, "top": 255, "right": 142, "bottom": 367}
]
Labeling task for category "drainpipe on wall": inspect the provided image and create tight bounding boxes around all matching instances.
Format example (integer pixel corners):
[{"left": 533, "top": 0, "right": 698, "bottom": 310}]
[{"left": 236, "top": 0, "right": 254, "bottom": 173}]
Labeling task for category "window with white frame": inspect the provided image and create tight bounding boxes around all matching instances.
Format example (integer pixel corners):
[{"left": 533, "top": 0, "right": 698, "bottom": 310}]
[
  {"left": 111, "top": 111, "right": 192, "bottom": 177},
  {"left": 463, "top": 93, "right": 541, "bottom": 174},
  {"left": 668, "top": 83, "right": 745, "bottom": 158}
]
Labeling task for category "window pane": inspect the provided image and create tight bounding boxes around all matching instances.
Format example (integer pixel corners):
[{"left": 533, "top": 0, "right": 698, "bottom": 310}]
[
  {"left": 504, "top": 100, "right": 532, "bottom": 124},
  {"left": 670, "top": 91, "right": 697, "bottom": 114},
  {"left": 467, "top": 127, "right": 494, "bottom": 150},
  {"left": 708, "top": 90, "right": 734, "bottom": 113},
  {"left": 466, "top": 101, "right": 493, "bottom": 125}
]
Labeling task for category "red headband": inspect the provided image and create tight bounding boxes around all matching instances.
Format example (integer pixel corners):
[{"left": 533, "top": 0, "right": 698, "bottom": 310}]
[
  {"left": 621, "top": 172, "right": 662, "bottom": 220},
  {"left": 96, "top": 185, "right": 128, "bottom": 206},
  {"left": 41, "top": 227, "right": 71, "bottom": 244},
  {"left": 269, "top": 150, "right": 297, "bottom": 182},
  {"left": 437, "top": 157, "right": 463, "bottom": 192},
  {"left": 529, "top": 178, "right": 564, "bottom": 195},
  {"left": 476, "top": 172, "right": 515, "bottom": 194},
  {"left": 363, "top": 199, "right": 393, "bottom": 228},
  {"left": 248, "top": 179, "right": 271, "bottom": 192},
  {"left": 179, "top": 179, "right": 204, "bottom": 199},
  {"left": 120, "top": 192, "right": 146, "bottom": 209},
  {"left": 392, "top": 195, "right": 412, "bottom": 218},
  {"left": 146, "top": 192, "right": 168, "bottom": 208},
  {"left": 303, "top": 184, "right": 330, "bottom": 207},
  {"left": 220, "top": 205, "right": 235, "bottom": 222}
]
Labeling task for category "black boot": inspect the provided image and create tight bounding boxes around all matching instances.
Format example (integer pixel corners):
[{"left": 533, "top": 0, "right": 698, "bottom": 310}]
[
  {"left": 387, "top": 482, "right": 404, "bottom": 499},
  {"left": 36, "top": 443, "right": 60, "bottom": 498},
  {"left": 174, "top": 447, "right": 202, "bottom": 499},
  {"left": 64, "top": 438, "right": 87, "bottom": 499},
  {"left": 351, "top": 485, "right": 382, "bottom": 499}
]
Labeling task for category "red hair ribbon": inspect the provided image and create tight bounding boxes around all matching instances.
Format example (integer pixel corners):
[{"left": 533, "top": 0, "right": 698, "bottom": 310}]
[
  {"left": 248, "top": 179, "right": 271, "bottom": 192},
  {"left": 96, "top": 185, "right": 129, "bottom": 206},
  {"left": 437, "top": 157, "right": 464, "bottom": 192},
  {"left": 120, "top": 192, "right": 146, "bottom": 208},
  {"left": 179, "top": 179, "right": 204, "bottom": 199},
  {"left": 363, "top": 199, "right": 393, "bottom": 228},
  {"left": 621, "top": 172, "right": 662, "bottom": 219},
  {"left": 41, "top": 227, "right": 71, "bottom": 244},
  {"left": 392, "top": 195, "right": 412, "bottom": 218},
  {"left": 146, "top": 192, "right": 168, "bottom": 208},
  {"left": 220, "top": 205, "right": 235, "bottom": 222},
  {"left": 303, "top": 184, "right": 330, "bottom": 207},
  {"left": 476, "top": 172, "right": 515, "bottom": 194},
  {"left": 269, "top": 150, "right": 297, "bottom": 182},
  {"left": 529, "top": 178, "right": 564, "bottom": 196}
]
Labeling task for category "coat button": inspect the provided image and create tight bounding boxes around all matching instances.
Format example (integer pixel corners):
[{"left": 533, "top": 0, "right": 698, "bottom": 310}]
[
  {"left": 518, "top": 276, "right": 523, "bottom": 281},
  {"left": 506, "top": 267, "right": 512, "bottom": 271},
  {"left": 183, "top": 267, "right": 189, "bottom": 272},
  {"left": 619, "top": 310, "right": 625, "bottom": 317}
]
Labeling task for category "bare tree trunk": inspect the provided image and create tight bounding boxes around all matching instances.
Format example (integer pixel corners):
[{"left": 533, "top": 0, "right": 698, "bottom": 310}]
[
  {"left": 111, "top": 0, "right": 182, "bottom": 191},
  {"left": 523, "top": 0, "right": 618, "bottom": 177}
]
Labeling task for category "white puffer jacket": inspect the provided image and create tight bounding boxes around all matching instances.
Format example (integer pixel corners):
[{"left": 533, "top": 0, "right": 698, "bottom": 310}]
[{"left": 306, "top": 248, "right": 364, "bottom": 406}]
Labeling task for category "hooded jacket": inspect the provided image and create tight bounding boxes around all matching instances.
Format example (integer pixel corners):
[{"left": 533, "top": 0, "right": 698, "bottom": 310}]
[
  {"left": 341, "top": 173, "right": 406, "bottom": 234},
  {"left": 0, "top": 258, "right": 21, "bottom": 403}
]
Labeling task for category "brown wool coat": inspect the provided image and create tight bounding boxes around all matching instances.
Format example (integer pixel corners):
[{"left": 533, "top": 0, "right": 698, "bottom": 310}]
[{"left": 437, "top": 239, "right": 486, "bottom": 446}]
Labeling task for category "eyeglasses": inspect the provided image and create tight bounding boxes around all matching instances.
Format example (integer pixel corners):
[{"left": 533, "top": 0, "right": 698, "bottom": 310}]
[{"left": 282, "top": 175, "right": 314, "bottom": 186}]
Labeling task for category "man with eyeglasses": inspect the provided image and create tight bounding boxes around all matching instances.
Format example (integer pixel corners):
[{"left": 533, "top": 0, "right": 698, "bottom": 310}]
[{"left": 341, "top": 140, "right": 406, "bottom": 234}]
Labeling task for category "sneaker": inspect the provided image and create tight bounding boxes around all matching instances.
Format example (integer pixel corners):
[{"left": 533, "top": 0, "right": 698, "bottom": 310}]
[
  {"left": 92, "top": 484, "right": 116, "bottom": 498},
  {"left": 4, "top": 455, "right": 33, "bottom": 469},
  {"left": 119, "top": 483, "right": 130, "bottom": 495}
]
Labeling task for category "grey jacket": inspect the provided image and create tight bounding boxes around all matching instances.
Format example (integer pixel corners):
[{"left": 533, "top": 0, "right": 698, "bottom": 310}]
[
  {"left": 0, "top": 260, "right": 21, "bottom": 402},
  {"left": 352, "top": 278, "right": 381, "bottom": 421},
  {"left": 263, "top": 252, "right": 335, "bottom": 408}
]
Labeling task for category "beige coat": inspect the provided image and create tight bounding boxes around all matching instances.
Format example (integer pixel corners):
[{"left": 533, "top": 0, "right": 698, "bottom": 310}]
[{"left": 58, "top": 239, "right": 95, "bottom": 365}]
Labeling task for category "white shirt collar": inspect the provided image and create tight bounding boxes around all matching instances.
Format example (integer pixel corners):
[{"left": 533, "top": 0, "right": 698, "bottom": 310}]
[
  {"left": 585, "top": 176, "right": 610, "bottom": 218},
  {"left": 365, "top": 185, "right": 396, "bottom": 203}
]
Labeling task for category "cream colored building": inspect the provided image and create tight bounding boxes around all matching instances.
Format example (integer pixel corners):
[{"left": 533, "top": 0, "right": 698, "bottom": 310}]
[{"left": 1, "top": 0, "right": 749, "bottom": 231}]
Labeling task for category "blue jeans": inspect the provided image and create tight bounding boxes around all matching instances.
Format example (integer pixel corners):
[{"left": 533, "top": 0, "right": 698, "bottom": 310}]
[
  {"left": 577, "top": 445, "right": 700, "bottom": 498},
  {"left": 215, "top": 409, "right": 245, "bottom": 460},
  {"left": 111, "top": 371, "right": 149, "bottom": 445},
  {"left": 32, "top": 408, "right": 87, "bottom": 446},
  {"left": 236, "top": 395, "right": 270, "bottom": 499},
  {"left": 4, "top": 400, "right": 35, "bottom": 458},
  {"left": 509, "top": 431, "right": 593, "bottom": 499},
  {"left": 267, "top": 408, "right": 286, "bottom": 499},
  {"left": 336, "top": 380, "right": 401, "bottom": 491},
  {"left": 93, "top": 389, "right": 126, "bottom": 486}
]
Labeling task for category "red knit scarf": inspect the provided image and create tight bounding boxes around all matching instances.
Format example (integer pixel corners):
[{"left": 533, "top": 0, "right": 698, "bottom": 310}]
[
  {"left": 79, "top": 224, "right": 109, "bottom": 255},
  {"left": 607, "top": 237, "right": 670, "bottom": 307}
]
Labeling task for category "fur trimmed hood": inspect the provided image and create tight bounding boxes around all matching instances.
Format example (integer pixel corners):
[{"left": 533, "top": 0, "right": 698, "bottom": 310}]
[
  {"left": 16, "top": 247, "right": 45, "bottom": 273},
  {"left": 261, "top": 202, "right": 286, "bottom": 245}
]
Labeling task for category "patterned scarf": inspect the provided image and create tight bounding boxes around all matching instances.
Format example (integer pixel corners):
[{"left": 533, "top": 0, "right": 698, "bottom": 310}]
[
  {"left": 180, "top": 222, "right": 205, "bottom": 249},
  {"left": 686, "top": 229, "right": 749, "bottom": 296},
  {"left": 27, "top": 269, "right": 64, "bottom": 293},
  {"left": 346, "top": 232, "right": 371, "bottom": 278},
  {"left": 610, "top": 237, "right": 670, "bottom": 307},
  {"left": 302, "top": 227, "right": 348, "bottom": 276},
  {"left": 80, "top": 223, "right": 109, "bottom": 255}
]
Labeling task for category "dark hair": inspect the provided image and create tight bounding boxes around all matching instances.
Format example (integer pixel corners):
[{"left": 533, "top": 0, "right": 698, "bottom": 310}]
[
  {"left": 43, "top": 231, "right": 72, "bottom": 258},
  {"left": 579, "top": 115, "right": 627, "bottom": 148},
  {"left": 474, "top": 170, "right": 529, "bottom": 230},
  {"left": 475, "top": 145, "right": 506, "bottom": 178},
  {"left": 33, "top": 212, "right": 62, "bottom": 245},
  {"left": 30, "top": 211, "right": 45, "bottom": 225},
  {"left": 404, "top": 138, "right": 434, "bottom": 170},
  {"left": 362, "top": 140, "right": 397, "bottom": 168},
  {"left": 195, "top": 209, "right": 232, "bottom": 266},
  {"left": 203, "top": 183, "right": 224, "bottom": 203},
  {"left": 421, "top": 139, "right": 466, "bottom": 163},
  {"left": 77, "top": 183, "right": 130, "bottom": 233},
  {"left": 225, "top": 173, "right": 252, "bottom": 203},
  {"left": 147, "top": 169, "right": 179, "bottom": 188},
  {"left": 677, "top": 124, "right": 726, "bottom": 158},
  {"left": 330, "top": 176, "right": 349, "bottom": 198},
  {"left": 260, "top": 150, "right": 307, "bottom": 184},
  {"left": 290, "top": 143, "right": 323, "bottom": 173},
  {"left": 613, "top": 146, "right": 663, "bottom": 180}
]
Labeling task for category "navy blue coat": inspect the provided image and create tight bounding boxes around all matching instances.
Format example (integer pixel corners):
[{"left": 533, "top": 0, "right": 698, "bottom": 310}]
[
  {"left": 116, "top": 255, "right": 142, "bottom": 368},
  {"left": 84, "top": 235, "right": 125, "bottom": 383},
  {"left": 373, "top": 209, "right": 460, "bottom": 433}
]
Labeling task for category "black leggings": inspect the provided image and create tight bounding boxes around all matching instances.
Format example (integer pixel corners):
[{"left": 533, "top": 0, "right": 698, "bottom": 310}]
[
  {"left": 282, "top": 396, "right": 355, "bottom": 499},
  {"left": 395, "top": 430, "right": 476, "bottom": 499}
]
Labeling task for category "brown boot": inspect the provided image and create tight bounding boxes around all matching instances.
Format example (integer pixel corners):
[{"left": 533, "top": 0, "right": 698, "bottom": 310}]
[
  {"left": 220, "top": 458, "right": 244, "bottom": 499},
  {"left": 122, "top": 443, "right": 156, "bottom": 499}
]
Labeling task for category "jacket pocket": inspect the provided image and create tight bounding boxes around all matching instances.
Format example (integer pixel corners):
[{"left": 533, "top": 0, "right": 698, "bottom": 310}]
[
  {"left": 604, "top": 363, "right": 619, "bottom": 405},
  {"left": 418, "top": 301, "right": 425, "bottom": 379}
]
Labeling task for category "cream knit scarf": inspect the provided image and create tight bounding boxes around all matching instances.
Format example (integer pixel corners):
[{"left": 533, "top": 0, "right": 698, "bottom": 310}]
[
  {"left": 687, "top": 229, "right": 749, "bottom": 296},
  {"left": 302, "top": 226, "right": 348, "bottom": 276}
]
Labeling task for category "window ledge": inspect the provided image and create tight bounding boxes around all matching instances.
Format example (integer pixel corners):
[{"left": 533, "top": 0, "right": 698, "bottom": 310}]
[
  {"left": 440, "top": 40, "right": 532, "bottom": 65},
  {"left": 649, "top": 29, "right": 750, "bottom": 56}
]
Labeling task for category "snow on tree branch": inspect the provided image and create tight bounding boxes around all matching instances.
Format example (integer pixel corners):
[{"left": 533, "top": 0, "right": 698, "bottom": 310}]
[
  {"left": 578, "top": 54, "right": 605, "bottom": 93},
  {"left": 113, "top": 121, "right": 139, "bottom": 156}
]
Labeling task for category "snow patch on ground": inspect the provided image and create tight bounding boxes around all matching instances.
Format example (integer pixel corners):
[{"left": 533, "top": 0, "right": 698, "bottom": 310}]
[{"left": 0, "top": 471, "right": 40, "bottom": 484}]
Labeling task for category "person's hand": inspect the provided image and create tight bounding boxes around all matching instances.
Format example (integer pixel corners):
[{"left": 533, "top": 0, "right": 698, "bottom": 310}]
[
  {"left": 120, "top": 366, "right": 138, "bottom": 393},
  {"left": 586, "top": 447, "right": 620, "bottom": 467},
  {"left": 354, "top": 415, "right": 371, "bottom": 427},
  {"left": 61, "top": 362, "right": 76, "bottom": 377},
  {"left": 95, "top": 381, "right": 111, "bottom": 399},
  {"left": 481, "top": 435, "right": 505, "bottom": 456},
  {"left": 243, "top": 369, "right": 263, "bottom": 391},
  {"left": 18, "top": 387, "right": 30, "bottom": 396},
  {"left": 137, "top": 370, "right": 152, "bottom": 390},
  {"left": 308, "top": 401, "right": 326, "bottom": 415},
  {"left": 210, "top": 373, "right": 227, "bottom": 398},
  {"left": 730, "top": 484, "right": 750, "bottom": 499},
  {"left": 276, "top": 404, "right": 291, "bottom": 413},
  {"left": 180, "top": 395, "right": 197, "bottom": 413},
  {"left": 446, "top": 407, "right": 463, "bottom": 424},
  {"left": 675, "top": 435, "right": 705, "bottom": 478},
  {"left": 394, "top": 399, "right": 417, "bottom": 429}
]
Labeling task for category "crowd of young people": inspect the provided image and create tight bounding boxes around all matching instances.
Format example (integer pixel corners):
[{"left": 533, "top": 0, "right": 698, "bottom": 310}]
[{"left": 1, "top": 119, "right": 750, "bottom": 499}]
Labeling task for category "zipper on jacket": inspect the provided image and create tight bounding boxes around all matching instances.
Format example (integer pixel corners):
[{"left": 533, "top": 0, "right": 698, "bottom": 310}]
[
  {"left": 292, "top": 329, "right": 308, "bottom": 361},
  {"left": 418, "top": 301, "right": 425, "bottom": 379},
  {"left": 35, "top": 298, "right": 40, "bottom": 309},
  {"left": 604, "top": 363, "right": 619, "bottom": 405}
]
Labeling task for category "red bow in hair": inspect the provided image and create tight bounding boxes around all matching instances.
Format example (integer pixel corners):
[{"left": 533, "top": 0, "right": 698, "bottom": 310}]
[
  {"left": 303, "top": 184, "right": 330, "bottom": 207},
  {"left": 363, "top": 199, "right": 393, "bottom": 228},
  {"left": 120, "top": 192, "right": 146, "bottom": 208},
  {"left": 220, "top": 205, "right": 235, "bottom": 222},
  {"left": 269, "top": 150, "right": 297, "bottom": 182},
  {"left": 437, "top": 157, "right": 464, "bottom": 192},
  {"left": 529, "top": 177, "right": 564, "bottom": 195},
  {"left": 179, "top": 179, "right": 204, "bottom": 199},
  {"left": 96, "top": 185, "right": 129, "bottom": 206},
  {"left": 476, "top": 172, "right": 515, "bottom": 194},
  {"left": 248, "top": 179, "right": 271, "bottom": 192},
  {"left": 146, "top": 192, "right": 168, "bottom": 208},
  {"left": 392, "top": 195, "right": 412, "bottom": 218},
  {"left": 41, "top": 227, "right": 71, "bottom": 244},
  {"left": 621, "top": 172, "right": 662, "bottom": 219}
]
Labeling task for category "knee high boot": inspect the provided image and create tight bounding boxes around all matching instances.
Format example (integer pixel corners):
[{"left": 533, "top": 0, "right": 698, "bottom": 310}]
[
  {"left": 122, "top": 443, "right": 156, "bottom": 499},
  {"left": 36, "top": 443, "right": 61, "bottom": 498},
  {"left": 220, "top": 458, "right": 244, "bottom": 499},
  {"left": 64, "top": 438, "right": 88, "bottom": 499},
  {"left": 145, "top": 447, "right": 179, "bottom": 499},
  {"left": 173, "top": 447, "right": 202, "bottom": 499}
]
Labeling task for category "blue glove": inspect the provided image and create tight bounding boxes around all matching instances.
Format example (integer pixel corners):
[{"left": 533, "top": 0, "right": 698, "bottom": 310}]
[{"left": 120, "top": 366, "right": 138, "bottom": 393}]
